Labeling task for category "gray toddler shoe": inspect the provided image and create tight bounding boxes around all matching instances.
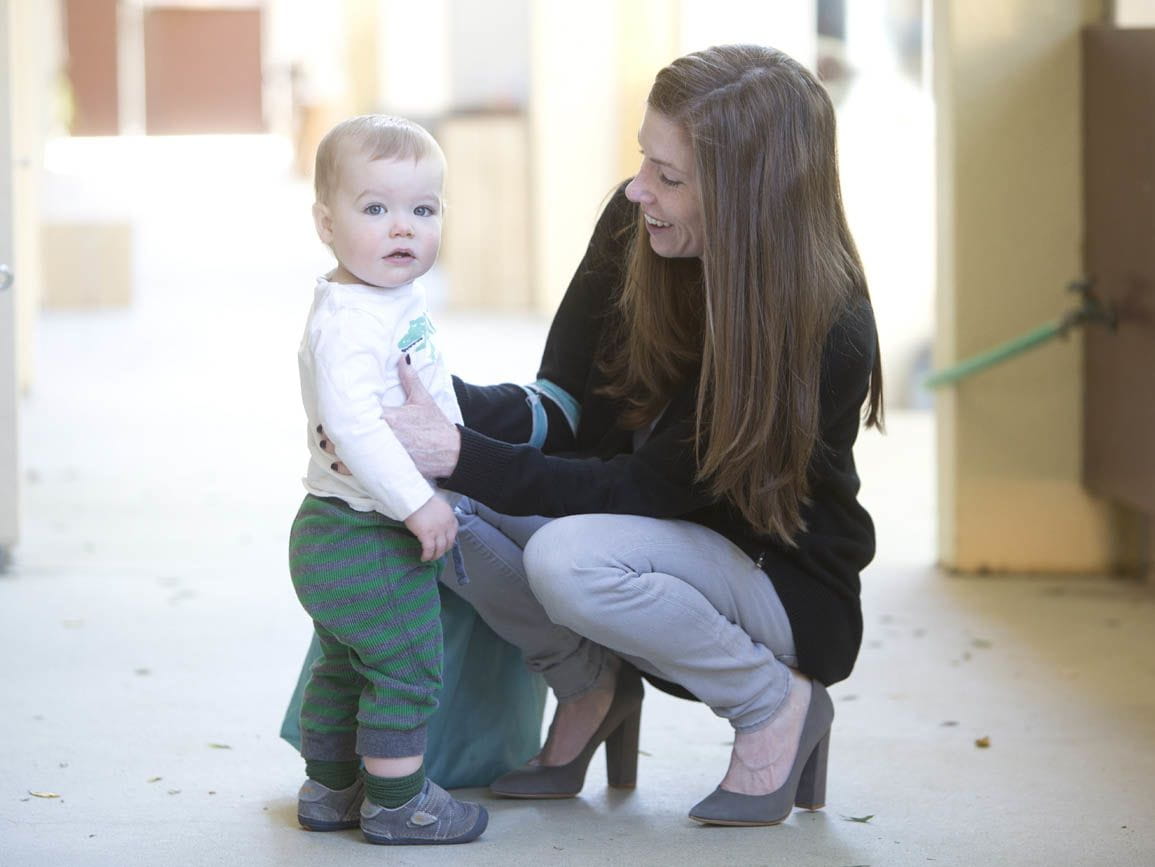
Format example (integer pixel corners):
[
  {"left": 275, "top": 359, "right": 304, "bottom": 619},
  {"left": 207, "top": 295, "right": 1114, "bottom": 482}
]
[
  {"left": 297, "top": 778, "right": 364, "bottom": 831},
  {"left": 360, "top": 779, "right": 488, "bottom": 845}
]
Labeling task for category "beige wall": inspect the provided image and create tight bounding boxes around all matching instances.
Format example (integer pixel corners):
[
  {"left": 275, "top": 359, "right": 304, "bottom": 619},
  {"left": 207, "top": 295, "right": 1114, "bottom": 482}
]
[
  {"left": 528, "top": 0, "right": 621, "bottom": 312},
  {"left": 11, "top": 0, "right": 50, "bottom": 392},
  {"left": 933, "top": 0, "right": 1124, "bottom": 573},
  {"left": 614, "top": 0, "right": 679, "bottom": 181}
]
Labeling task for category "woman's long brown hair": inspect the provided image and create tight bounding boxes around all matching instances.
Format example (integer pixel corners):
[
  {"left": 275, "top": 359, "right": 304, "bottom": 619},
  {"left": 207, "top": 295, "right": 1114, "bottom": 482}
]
[{"left": 602, "top": 45, "right": 883, "bottom": 546}]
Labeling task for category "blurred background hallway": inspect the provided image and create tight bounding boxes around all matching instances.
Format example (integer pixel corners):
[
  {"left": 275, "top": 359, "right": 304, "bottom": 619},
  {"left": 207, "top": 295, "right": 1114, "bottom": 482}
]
[{"left": 3, "top": 2, "right": 1155, "bottom": 865}]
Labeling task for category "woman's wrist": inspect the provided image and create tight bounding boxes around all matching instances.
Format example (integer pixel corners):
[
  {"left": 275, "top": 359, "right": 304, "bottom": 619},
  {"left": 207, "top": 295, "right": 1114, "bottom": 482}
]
[{"left": 438, "top": 424, "right": 464, "bottom": 480}]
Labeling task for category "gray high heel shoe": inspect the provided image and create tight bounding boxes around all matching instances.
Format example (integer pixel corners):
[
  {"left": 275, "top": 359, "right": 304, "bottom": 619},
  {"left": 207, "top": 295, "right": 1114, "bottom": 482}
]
[
  {"left": 688, "top": 680, "right": 834, "bottom": 826},
  {"left": 490, "top": 665, "right": 644, "bottom": 798}
]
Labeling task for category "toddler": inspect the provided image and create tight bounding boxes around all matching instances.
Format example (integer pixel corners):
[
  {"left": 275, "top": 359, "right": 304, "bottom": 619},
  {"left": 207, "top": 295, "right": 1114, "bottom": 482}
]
[{"left": 289, "top": 114, "right": 485, "bottom": 846}]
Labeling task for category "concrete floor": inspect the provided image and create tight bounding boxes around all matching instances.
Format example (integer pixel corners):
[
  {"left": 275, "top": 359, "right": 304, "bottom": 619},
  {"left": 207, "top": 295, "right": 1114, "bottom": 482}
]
[{"left": 3, "top": 139, "right": 1155, "bottom": 866}]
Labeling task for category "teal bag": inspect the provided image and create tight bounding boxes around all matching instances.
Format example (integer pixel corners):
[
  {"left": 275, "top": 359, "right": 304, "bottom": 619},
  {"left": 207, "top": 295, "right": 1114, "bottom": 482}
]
[{"left": 281, "top": 584, "right": 547, "bottom": 788}]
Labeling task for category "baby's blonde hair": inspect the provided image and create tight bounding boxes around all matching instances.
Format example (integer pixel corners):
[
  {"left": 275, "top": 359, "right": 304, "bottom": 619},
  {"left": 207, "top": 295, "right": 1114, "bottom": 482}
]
[{"left": 313, "top": 115, "right": 444, "bottom": 204}]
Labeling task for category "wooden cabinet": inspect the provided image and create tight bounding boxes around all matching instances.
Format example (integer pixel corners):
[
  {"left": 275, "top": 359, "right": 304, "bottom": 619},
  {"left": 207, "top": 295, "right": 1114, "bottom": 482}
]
[
  {"left": 437, "top": 113, "right": 533, "bottom": 310},
  {"left": 1082, "top": 27, "right": 1155, "bottom": 563}
]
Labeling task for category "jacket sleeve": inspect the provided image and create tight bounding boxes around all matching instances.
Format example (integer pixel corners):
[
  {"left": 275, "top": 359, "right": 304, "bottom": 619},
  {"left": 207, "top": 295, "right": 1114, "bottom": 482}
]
[
  {"left": 450, "top": 184, "right": 635, "bottom": 454},
  {"left": 445, "top": 385, "right": 717, "bottom": 519},
  {"left": 535, "top": 184, "right": 634, "bottom": 404}
]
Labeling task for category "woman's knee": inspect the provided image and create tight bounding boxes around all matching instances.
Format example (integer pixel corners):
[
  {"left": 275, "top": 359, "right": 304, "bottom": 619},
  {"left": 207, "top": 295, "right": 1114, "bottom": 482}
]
[{"left": 523, "top": 515, "right": 624, "bottom": 626}]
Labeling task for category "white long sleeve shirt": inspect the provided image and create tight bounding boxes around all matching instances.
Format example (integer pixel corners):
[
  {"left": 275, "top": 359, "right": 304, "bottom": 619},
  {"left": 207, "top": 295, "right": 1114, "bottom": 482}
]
[{"left": 298, "top": 276, "right": 463, "bottom": 521}]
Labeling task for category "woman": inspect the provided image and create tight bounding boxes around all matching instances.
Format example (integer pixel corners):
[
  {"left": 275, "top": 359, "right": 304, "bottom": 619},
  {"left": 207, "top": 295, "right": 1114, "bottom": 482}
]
[{"left": 350, "top": 43, "right": 882, "bottom": 826}]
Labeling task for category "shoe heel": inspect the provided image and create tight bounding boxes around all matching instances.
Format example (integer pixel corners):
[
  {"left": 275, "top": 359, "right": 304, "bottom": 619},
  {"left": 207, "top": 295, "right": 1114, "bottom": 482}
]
[
  {"left": 604, "top": 707, "right": 641, "bottom": 788},
  {"left": 794, "top": 730, "right": 829, "bottom": 810}
]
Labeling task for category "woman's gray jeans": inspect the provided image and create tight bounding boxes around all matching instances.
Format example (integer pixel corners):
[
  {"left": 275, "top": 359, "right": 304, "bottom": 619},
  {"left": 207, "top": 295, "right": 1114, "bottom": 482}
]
[{"left": 442, "top": 499, "right": 798, "bottom": 732}]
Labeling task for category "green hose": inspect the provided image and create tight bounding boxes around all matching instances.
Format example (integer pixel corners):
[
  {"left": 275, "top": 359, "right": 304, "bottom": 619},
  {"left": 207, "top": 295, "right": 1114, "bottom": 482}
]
[
  {"left": 923, "top": 320, "right": 1066, "bottom": 389},
  {"left": 923, "top": 282, "right": 1114, "bottom": 390}
]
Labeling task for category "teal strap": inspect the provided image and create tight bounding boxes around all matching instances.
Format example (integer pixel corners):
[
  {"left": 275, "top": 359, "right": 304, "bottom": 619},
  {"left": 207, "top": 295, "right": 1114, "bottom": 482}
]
[
  {"left": 530, "top": 379, "right": 580, "bottom": 437},
  {"left": 519, "top": 385, "right": 549, "bottom": 448}
]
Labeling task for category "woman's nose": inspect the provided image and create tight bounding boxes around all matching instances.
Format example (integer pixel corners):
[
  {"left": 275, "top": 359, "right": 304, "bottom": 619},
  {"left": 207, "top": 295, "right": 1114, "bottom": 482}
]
[{"left": 624, "top": 175, "right": 651, "bottom": 204}]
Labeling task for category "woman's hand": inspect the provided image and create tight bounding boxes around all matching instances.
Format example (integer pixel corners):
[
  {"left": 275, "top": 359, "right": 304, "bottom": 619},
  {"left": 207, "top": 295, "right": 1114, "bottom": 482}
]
[
  {"left": 382, "top": 358, "right": 463, "bottom": 478},
  {"left": 317, "top": 357, "right": 462, "bottom": 479}
]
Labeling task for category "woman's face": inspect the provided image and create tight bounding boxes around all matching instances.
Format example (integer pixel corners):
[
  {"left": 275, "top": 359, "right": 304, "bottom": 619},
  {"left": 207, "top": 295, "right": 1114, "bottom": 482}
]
[{"left": 624, "top": 107, "right": 705, "bottom": 259}]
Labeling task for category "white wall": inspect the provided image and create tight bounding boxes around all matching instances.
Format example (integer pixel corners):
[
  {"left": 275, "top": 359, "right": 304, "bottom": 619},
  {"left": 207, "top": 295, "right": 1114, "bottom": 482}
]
[
  {"left": 679, "top": 0, "right": 817, "bottom": 69},
  {"left": 528, "top": 0, "right": 620, "bottom": 311},
  {"left": 1115, "top": 0, "right": 1155, "bottom": 24}
]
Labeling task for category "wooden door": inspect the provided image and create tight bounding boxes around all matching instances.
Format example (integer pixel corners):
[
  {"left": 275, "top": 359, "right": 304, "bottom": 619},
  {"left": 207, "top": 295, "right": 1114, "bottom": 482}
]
[
  {"left": 63, "top": 0, "right": 119, "bottom": 135},
  {"left": 144, "top": 7, "right": 264, "bottom": 135},
  {"left": 0, "top": 0, "right": 19, "bottom": 570},
  {"left": 1082, "top": 27, "right": 1155, "bottom": 526}
]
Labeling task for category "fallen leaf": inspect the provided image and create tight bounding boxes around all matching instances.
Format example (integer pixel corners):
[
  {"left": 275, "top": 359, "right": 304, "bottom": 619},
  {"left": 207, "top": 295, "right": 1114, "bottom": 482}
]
[
  {"left": 135, "top": 668, "right": 151, "bottom": 676},
  {"left": 208, "top": 743, "right": 231, "bottom": 750},
  {"left": 59, "top": 762, "right": 69, "bottom": 768},
  {"left": 971, "top": 638, "right": 992, "bottom": 649},
  {"left": 840, "top": 694, "right": 859, "bottom": 702},
  {"left": 29, "top": 791, "right": 60, "bottom": 799},
  {"left": 208, "top": 790, "right": 217, "bottom": 795},
  {"left": 167, "top": 789, "right": 182, "bottom": 795},
  {"left": 940, "top": 720, "right": 959, "bottom": 727},
  {"left": 637, "top": 749, "right": 652, "bottom": 757},
  {"left": 842, "top": 814, "right": 874, "bottom": 823},
  {"left": 147, "top": 777, "right": 162, "bottom": 783},
  {"left": 975, "top": 736, "right": 991, "bottom": 748}
]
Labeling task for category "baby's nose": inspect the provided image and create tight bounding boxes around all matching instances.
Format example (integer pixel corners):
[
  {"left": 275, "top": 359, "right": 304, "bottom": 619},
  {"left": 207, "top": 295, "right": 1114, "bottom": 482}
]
[{"left": 390, "top": 219, "right": 415, "bottom": 238}]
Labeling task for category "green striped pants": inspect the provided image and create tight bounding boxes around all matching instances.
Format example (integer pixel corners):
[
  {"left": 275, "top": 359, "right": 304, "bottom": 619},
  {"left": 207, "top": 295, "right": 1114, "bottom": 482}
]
[{"left": 289, "top": 494, "right": 444, "bottom": 760}]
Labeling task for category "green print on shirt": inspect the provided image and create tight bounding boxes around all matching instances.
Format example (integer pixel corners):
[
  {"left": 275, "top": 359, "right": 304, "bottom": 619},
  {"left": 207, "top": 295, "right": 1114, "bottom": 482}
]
[{"left": 398, "top": 314, "right": 438, "bottom": 361}]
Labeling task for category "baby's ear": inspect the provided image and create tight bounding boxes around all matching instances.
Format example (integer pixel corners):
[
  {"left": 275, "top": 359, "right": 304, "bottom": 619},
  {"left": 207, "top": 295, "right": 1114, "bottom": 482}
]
[{"left": 312, "top": 201, "right": 334, "bottom": 244}]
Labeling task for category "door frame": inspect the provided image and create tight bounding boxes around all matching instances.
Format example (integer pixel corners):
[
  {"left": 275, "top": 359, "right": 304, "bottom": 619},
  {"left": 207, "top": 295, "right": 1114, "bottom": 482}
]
[{"left": 0, "top": 0, "right": 19, "bottom": 571}]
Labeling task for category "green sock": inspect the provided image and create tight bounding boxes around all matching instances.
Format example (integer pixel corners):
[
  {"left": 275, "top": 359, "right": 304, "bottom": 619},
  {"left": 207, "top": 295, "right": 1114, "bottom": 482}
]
[
  {"left": 304, "top": 758, "right": 360, "bottom": 791},
  {"left": 363, "top": 766, "right": 426, "bottom": 808}
]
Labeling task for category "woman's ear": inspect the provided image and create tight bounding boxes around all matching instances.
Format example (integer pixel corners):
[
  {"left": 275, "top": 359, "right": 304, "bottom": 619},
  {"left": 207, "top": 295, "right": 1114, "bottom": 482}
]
[{"left": 312, "top": 201, "right": 334, "bottom": 244}]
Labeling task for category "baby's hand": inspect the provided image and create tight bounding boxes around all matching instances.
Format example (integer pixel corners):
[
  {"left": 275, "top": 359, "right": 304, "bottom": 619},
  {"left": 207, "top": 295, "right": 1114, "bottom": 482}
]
[{"left": 403, "top": 495, "right": 457, "bottom": 562}]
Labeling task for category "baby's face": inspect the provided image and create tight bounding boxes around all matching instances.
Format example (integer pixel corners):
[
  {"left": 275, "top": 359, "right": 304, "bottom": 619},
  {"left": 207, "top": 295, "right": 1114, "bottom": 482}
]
[{"left": 316, "top": 148, "right": 443, "bottom": 289}]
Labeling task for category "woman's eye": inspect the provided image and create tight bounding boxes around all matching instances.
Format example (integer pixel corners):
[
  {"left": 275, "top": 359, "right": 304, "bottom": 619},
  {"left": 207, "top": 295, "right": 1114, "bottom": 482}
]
[
  {"left": 659, "top": 174, "right": 682, "bottom": 188},
  {"left": 364, "top": 204, "right": 385, "bottom": 215}
]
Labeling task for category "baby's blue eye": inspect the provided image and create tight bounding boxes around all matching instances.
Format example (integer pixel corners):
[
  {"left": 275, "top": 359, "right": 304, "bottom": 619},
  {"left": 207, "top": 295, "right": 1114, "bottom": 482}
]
[
  {"left": 414, "top": 205, "right": 436, "bottom": 217},
  {"left": 364, "top": 203, "right": 385, "bottom": 215}
]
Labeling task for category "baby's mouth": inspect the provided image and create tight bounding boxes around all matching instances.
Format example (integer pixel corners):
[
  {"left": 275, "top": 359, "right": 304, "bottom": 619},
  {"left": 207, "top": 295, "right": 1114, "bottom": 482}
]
[{"left": 384, "top": 250, "right": 415, "bottom": 262}]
